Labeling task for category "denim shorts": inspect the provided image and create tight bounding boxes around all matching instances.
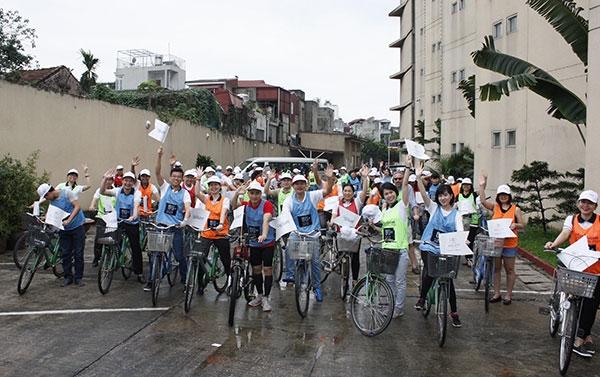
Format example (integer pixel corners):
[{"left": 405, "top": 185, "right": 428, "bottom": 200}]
[{"left": 502, "top": 247, "right": 518, "bottom": 258}]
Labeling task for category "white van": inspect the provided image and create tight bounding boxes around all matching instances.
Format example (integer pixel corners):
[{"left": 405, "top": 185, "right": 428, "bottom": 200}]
[{"left": 238, "top": 157, "right": 329, "bottom": 180}]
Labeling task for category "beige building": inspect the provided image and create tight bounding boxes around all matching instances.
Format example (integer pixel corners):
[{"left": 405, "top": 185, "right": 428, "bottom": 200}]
[{"left": 390, "top": 0, "right": 591, "bottom": 196}]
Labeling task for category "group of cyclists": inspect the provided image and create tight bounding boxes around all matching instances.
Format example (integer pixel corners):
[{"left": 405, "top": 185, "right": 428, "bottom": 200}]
[{"left": 33, "top": 147, "right": 600, "bottom": 359}]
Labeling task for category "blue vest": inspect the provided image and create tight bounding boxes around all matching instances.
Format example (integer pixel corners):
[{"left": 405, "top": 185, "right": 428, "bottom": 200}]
[
  {"left": 116, "top": 188, "right": 138, "bottom": 224},
  {"left": 420, "top": 205, "right": 458, "bottom": 255},
  {"left": 52, "top": 191, "right": 85, "bottom": 230},
  {"left": 348, "top": 176, "right": 361, "bottom": 193},
  {"left": 428, "top": 183, "right": 440, "bottom": 199},
  {"left": 292, "top": 192, "right": 320, "bottom": 233},
  {"left": 246, "top": 199, "right": 275, "bottom": 247},
  {"left": 156, "top": 186, "right": 185, "bottom": 225}
]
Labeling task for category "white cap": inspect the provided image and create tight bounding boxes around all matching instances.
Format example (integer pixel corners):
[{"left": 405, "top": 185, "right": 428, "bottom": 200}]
[
  {"left": 280, "top": 173, "right": 292, "bottom": 180},
  {"left": 461, "top": 178, "right": 473, "bottom": 185},
  {"left": 333, "top": 169, "right": 339, "bottom": 175},
  {"left": 206, "top": 176, "right": 221, "bottom": 185},
  {"left": 234, "top": 173, "right": 244, "bottom": 181},
  {"left": 37, "top": 183, "right": 52, "bottom": 200},
  {"left": 204, "top": 167, "right": 216, "bottom": 173},
  {"left": 292, "top": 175, "right": 308, "bottom": 184},
  {"left": 251, "top": 163, "right": 258, "bottom": 168},
  {"left": 578, "top": 190, "right": 598, "bottom": 204},
  {"left": 226, "top": 165, "right": 233, "bottom": 170},
  {"left": 67, "top": 168, "right": 79, "bottom": 176},
  {"left": 447, "top": 175, "right": 455, "bottom": 184},
  {"left": 247, "top": 181, "right": 263, "bottom": 192},
  {"left": 123, "top": 172, "right": 136, "bottom": 180},
  {"left": 368, "top": 168, "right": 378, "bottom": 176},
  {"left": 374, "top": 177, "right": 382, "bottom": 184},
  {"left": 140, "top": 169, "right": 151, "bottom": 177},
  {"left": 293, "top": 168, "right": 301, "bottom": 174},
  {"left": 340, "top": 166, "right": 347, "bottom": 171},
  {"left": 233, "top": 166, "right": 241, "bottom": 174},
  {"left": 423, "top": 170, "right": 432, "bottom": 177},
  {"left": 255, "top": 167, "right": 263, "bottom": 171},
  {"left": 408, "top": 174, "right": 417, "bottom": 183},
  {"left": 216, "top": 165, "right": 222, "bottom": 171},
  {"left": 457, "top": 177, "right": 463, "bottom": 182},
  {"left": 116, "top": 165, "right": 124, "bottom": 170},
  {"left": 184, "top": 169, "right": 196, "bottom": 177},
  {"left": 496, "top": 184, "right": 511, "bottom": 195},
  {"left": 174, "top": 161, "right": 182, "bottom": 168}
]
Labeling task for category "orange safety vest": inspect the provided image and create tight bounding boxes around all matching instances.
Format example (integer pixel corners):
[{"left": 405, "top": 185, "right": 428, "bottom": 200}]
[
  {"left": 366, "top": 187, "right": 381, "bottom": 206},
  {"left": 492, "top": 204, "right": 518, "bottom": 248},
  {"left": 202, "top": 195, "right": 229, "bottom": 239},
  {"left": 317, "top": 182, "right": 339, "bottom": 210},
  {"left": 570, "top": 214, "right": 600, "bottom": 274},
  {"left": 138, "top": 183, "right": 154, "bottom": 216},
  {"left": 452, "top": 183, "right": 460, "bottom": 198}
]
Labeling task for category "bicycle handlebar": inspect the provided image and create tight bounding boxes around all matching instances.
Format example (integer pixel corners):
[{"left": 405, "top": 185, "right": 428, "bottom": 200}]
[
  {"left": 291, "top": 229, "right": 321, "bottom": 237},
  {"left": 146, "top": 222, "right": 180, "bottom": 231},
  {"left": 413, "top": 239, "right": 440, "bottom": 249}
]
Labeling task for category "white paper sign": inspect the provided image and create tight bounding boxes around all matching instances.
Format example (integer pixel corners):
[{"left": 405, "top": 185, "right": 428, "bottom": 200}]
[
  {"left": 488, "top": 218, "right": 517, "bottom": 238},
  {"left": 404, "top": 139, "right": 430, "bottom": 160},
  {"left": 333, "top": 206, "right": 361, "bottom": 228},
  {"left": 323, "top": 196, "right": 339, "bottom": 213},
  {"left": 362, "top": 204, "right": 382, "bottom": 224},
  {"left": 415, "top": 191, "right": 424, "bottom": 204},
  {"left": 33, "top": 201, "right": 40, "bottom": 216},
  {"left": 100, "top": 211, "right": 118, "bottom": 228},
  {"left": 45, "top": 205, "right": 70, "bottom": 230},
  {"left": 187, "top": 206, "right": 209, "bottom": 230},
  {"left": 224, "top": 190, "right": 237, "bottom": 203},
  {"left": 102, "top": 196, "right": 115, "bottom": 214},
  {"left": 439, "top": 231, "right": 472, "bottom": 255},
  {"left": 269, "top": 211, "right": 297, "bottom": 240},
  {"left": 457, "top": 199, "right": 475, "bottom": 215},
  {"left": 229, "top": 206, "right": 245, "bottom": 230},
  {"left": 558, "top": 236, "right": 600, "bottom": 271},
  {"left": 148, "top": 119, "right": 170, "bottom": 143}
]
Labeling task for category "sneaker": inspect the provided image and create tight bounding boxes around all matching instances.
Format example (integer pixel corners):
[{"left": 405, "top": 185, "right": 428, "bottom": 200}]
[
  {"left": 91, "top": 259, "right": 99, "bottom": 267},
  {"left": 197, "top": 284, "right": 205, "bottom": 296},
  {"left": 411, "top": 267, "right": 420, "bottom": 275},
  {"left": 314, "top": 288, "right": 323, "bottom": 302},
  {"left": 262, "top": 297, "right": 272, "bottom": 312},
  {"left": 137, "top": 275, "right": 146, "bottom": 284},
  {"left": 585, "top": 342, "right": 596, "bottom": 355},
  {"left": 574, "top": 344, "right": 593, "bottom": 358},
  {"left": 248, "top": 295, "right": 263, "bottom": 307},
  {"left": 414, "top": 298, "right": 425, "bottom": 310},
  {"left": 143, "top": 282, "right": 152, "bottom": 292},
  {"left": 60, "top": 278, "right": 73, "bottom": 287},
  {"left": 283, "top": 275, "right": 295, "bottom": 283},
  {"left": 393, "top": 308, "right": 404, "bottom": 318},
  {"left": 74, "top": 279, "right": 86, "bottom": 286},
  {"left": 450, "top": 312, "right": 462, "bottom": 328}
]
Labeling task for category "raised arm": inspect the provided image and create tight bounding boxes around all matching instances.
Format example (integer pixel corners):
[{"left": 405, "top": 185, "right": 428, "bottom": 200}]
[
  {"left": 130, "top": 156, "right": 141, "bottom": 175},
  {"left": 413, "top": 156, "right": 431, "bottom": 208},
  {"left": 194, "top": 167, "right": 207, "bottom": 204},
  {"left": 264, "top": 169, "right": 279, "bottom": 196},
  {"left": 357, "top": 165, "right": 370, "bottom": 203},
  {"left": 155, "top": 146, "right": 166, "bottom": 187},
  {"left": 230, "top": 183, "right": 247, "bottom": 210},
  {"left": 322, "top": 164, "right": 335, "bottom": 197},
  {"left": 100, "top": 168, "right": 116, "bottom": 196},
  {"left": 478, "top": 170, "right": 494, "bottom": 211},
  {"left": 80, "top": 163, "right": 91, "bottom": 192},
  {"left": 312, "top": 160, "right": 323, "bottom": 189}
]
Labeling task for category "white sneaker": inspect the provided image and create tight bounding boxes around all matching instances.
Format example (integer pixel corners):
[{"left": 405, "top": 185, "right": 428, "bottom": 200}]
[
  {"left": 262, "top": 297, "right": 272, "bottom": 312},
  {"left": 248, "top": 295, "right": 263, "bottom": 307}
]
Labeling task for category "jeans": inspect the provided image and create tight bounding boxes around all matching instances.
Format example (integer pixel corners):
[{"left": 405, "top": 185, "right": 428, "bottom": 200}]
[
  {"left": 287, "top": 232, "right": 321, "bottom": 290},
  {"left": 386, "top": 249, "right": 409, "bottom": 310},
  {"left": 60, "top": 225, "right": 86, "bottom": 280}
]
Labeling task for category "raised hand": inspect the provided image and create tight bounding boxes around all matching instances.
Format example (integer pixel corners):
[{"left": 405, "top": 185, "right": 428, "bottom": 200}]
[
  {"left": 103, "top": 168, "right": 115, "bottom": 179},
  {"left": 479, "top": 170, "right": 488, "bottom": 187},
  {"left": 131, "top": 156, "right": 141, "bottom": 166},
  {"left": 325, "top": 163, "right": 334, "bottom": 179},
  {"left": 169, "top": 154, "right": 177, "bottom": 166},
  {"left": 157, "top": 146, "right": 163, "bottom": 157}
]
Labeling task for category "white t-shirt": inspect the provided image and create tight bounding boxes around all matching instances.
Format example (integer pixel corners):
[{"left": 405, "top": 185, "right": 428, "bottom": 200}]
[
  {"left": 105, "top": 187, "right": 142, "bottom": 202},
  {"left": 425, "top": 201, "right": 464, "bottom": 232},
  {"left": 563, "top": 215, "right": 594, "bottom": 232},
  {"left": 159, "top": 181, "right": 192, "bottom": 204},
  {"left": 339, "top": 196, "right": 365, "bottom": 214},
  {"left": 281, "top": 190, "right": 325, "bottom": 215}
]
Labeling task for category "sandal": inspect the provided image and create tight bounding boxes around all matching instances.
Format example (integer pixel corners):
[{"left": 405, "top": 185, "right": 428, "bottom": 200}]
[
  {"left": 489, "top": 296, "right": 502, "bottom": 303},
  {"left": 503, "top": 299, "right": 512, "bottom": 305}
]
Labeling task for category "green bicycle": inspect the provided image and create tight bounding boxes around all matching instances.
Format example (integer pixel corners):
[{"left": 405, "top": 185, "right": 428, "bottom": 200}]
[{"left": 96, "top": 223, "right": 134, "bottom": 294}]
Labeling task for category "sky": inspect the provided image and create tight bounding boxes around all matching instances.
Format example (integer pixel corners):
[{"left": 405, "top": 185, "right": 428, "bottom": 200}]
[{"left": 4, "top": 0, "right": 400, "bottom": 124}]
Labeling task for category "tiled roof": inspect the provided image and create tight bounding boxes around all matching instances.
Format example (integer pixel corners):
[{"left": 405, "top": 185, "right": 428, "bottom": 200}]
[
  {"left": 18, "top": 66, "right": 64, "bottom": 84},
  {"left": 236, "top": 80, "right": 275, "bottom": 88}
]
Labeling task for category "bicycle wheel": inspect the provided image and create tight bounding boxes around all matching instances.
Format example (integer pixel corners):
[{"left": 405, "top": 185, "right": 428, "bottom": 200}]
[
  {"left": 17, "top": 248, "right": 42, "bottom": 295},
  {"left": 52, "top": 251, "right": 65, "bottom": 278},
  {"left": 272, "top": 242, "right": 284, "bottom": 283},
  {"left": 98, "top": 246, "right": 115, "bottom": 295},
  {"left": 559, "top": 299, "right": 578, "bottom": 375},
  {"left": 473, "top": 255, "right": 483, "bottom": 292},
  {"left": 319, "top": 242, "right": 332, "bottom": 284},
  {"left": 212, "top": 247, "right": 228, "bottom": 293},
  {"left": 243, "top": 261, "right": 256, "bottom": 302},
  {"left": 548, "top": 280, "right": 561, "bottom": 337},
  {"left": 121, "top": 237, "right": 133, "bottom": 280},
  {"left": 166, "top": 251, "right": 178, "bottom": 287},
  {"left": 350, "top": 275, "right": 394, "bottom": 336},
  {"left": 340, "top": 255, "right": 350, "bottom": 300},
  {"left": 13, "top": 232, "right": 29, "bottom": 270},
  {"left": 184, "top": 257, "right": 197, "bottom": 313},
  {"left": 295, "top": 262, "right": 310, "bottom": 317},
  {"left": 228, "top": 265, "right": 241, "bottom": 326},
  {"left": 484, "top": 260, "right": 493, "bottom": 313},
  {"left": 151, "top": 253, "right": 162, "bottom": 307},
  {"left": 436, "top": 284, "right": 448, "bottom": 347},
  {"left": 422, "top": 283, "right": 434, "bottom": 318}
]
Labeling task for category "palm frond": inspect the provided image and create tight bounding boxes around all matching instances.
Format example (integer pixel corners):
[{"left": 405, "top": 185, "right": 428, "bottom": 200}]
[{"left": 457, "top": 74, "right": 476, "bottom": 118}]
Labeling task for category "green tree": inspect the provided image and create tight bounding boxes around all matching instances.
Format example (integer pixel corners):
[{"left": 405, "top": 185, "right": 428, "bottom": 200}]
[
  {"left": 137, "top": 79, "right": 163, "bottom": 110},
  {"left": 0, "top": 9, "right": 37, "bottom": 80},
  {"left": 79, "top": 49, "right": 98, "bottom": 94},
  {"left": 551, "top": 167, "right": 584, "bottom": 217},
  {"left": 471, "top": 0, "right": 588, "bottom": 144},
  {"left": 510, "top": 160, "right": 562, "bottom": 232},
  {"left": 435, "top": 146, "right": 474, "bottom": 180},
  {"left": 458, "top": 74, "right": 476, "bottom": 118},
  {"left": 196, "top": 154, "right": 215, "bottom": 169},
  {"left": 360, "top": 138, "right": 388, "bottom": 164}
]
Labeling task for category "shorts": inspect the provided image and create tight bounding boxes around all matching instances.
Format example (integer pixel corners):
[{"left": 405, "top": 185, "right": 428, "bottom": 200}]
[{"left": 501, "top": 247, "right": 518, "bottom": 258}]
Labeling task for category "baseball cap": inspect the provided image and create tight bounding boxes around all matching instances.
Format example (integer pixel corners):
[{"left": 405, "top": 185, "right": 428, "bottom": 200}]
[
  {"left": 123, "top": 172, "right": 136, "bottom": 180},
  {"left": 496, "top": 184, "right": 511, "bottom": 195},
  {"left": 116, "top": 165, "right": 124, "bottom": 170},
  {"left": 247, "top": 181, "right": 263, "bottom": 192},
  {"left": 374, "top": 178, "right": 382, "bottom": 184},
  {"left": 206, "top": 176, "right": 221, "bottom": 185},
  {"left": 292, "top": 175, "right": 308, "bottom": 184},
  {"left": 216, "top": 165, "right": 222, "bottom": 171},
  {"left": 204, "top": 167, "right": 216, "bottom": 173},
  {"left": 251, "top": 163, "right": 258, "bottom": 168},
  {"left": 233, "top": 166, "right": 241, "bottom": 174},
  {"left": 226, "top": 165, "right": 233, "bottom": 171},
  {"left": 184, "top": 169, "right": 196, "bottom": 177},
  {"left": 280, "top": 172, "right": 292, "bottom": 180},
  {"left": 461, "top": 178, "right": 473, "bottom": 185},
  {"left": 234, "top": 173, "right": 244, "bottom": 181},
  {"left": 368, "top": 168, "right": 379, "bottom": 176},
  {"left": 457, "top": 177, "right": 463, "bottom": 182},
  {"left": 340, "top": 166, "right": 347, "bottom": 171},
  {"left": 408, "top": 174, "right": 417, "bottom": 183},
  {"left": 447, "top": 175, "right": 455, "bottom": 184},
  {"left": 140, "top": 169, "right": 151, "bottom": 177},
  {"left": 578, "top": 190, "right": 598, "bottom": 204},
  {"left": 423, "top": 170, "right": 432, "bottom": 178},
  {"left": 37, "top": 183, "right": 52, "bottom": 200},
  {"left": 293, "top": 168, "right": 301, "bottom": 174},
  {"left": 67, "top": 168, "right": 79, "bottom": 176},
  {"left": 174, "top": 161, "right": 182, "bottom": 168}
]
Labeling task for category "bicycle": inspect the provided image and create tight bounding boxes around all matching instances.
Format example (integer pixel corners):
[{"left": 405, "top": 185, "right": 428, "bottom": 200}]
[
  {"left": 96, "top": 222, "right": 134, "bottom": 294},
  {"left": 472, "top": 232, "right": 504, "bottom": 312},
  {"left": 228, "top": 233, "right": 255, "bottom": 326},
  {"left": 539, "top": 248, "right": 599, "bottom": 375},
  {"left": 14, "top": 213, "right": 62, "bottom": 270},
  {"left": 17, "top": 216, "right": 65, "bottom": 295},
  {"left": 415, "top": 240, "right": 461, "bottom": 347},
  {"left": 272, "top": 234, "right": 285, "bottom": 283},
  {"left": 183, "top": 225, "right": 229, "bottom": 313},
  {"left": 287, "top": 230, "right": 320, "bottom": 318},
  {"left": 320, "top": 228, "right": 362, "bottom": 299},
  {"left": 146, "top": 223, "right": 180, "bottom": 307},
  {"left": 349, "top": 229, "right": 395, "bottom": 336}
]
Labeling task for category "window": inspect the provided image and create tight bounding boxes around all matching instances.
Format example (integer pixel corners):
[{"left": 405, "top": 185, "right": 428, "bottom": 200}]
[
  {"left": 493, "top": 21, "right": 503, "bottom": 38},
  {"left": 507, "top": 14, "right": 518, "bottom": 34},
  {"left": 420, "top": 27, "right": 424, "bottom": 35},
  {"left": 420, "top": 68, "right": 424, "bottom": 76},
  {"left": 437, "top": 41, "right": 442, "bottom": 51},
  {"left": 452, "top": 2, "right": 457, "bottom": 13},
  {"left": 451, "top": 71, "right": 457, "bottom": 83},
  {"left": 451, "top": 143, "right": 457, "bottom": 153},
  {"left": 432, "top": 44, "right": 436, "bottom": 52},
  {"left": 459, "top": 0, "right": 465, "bottom": 10},
  {"left": 459, "top": 142, "right": 465, "bottom": 151},
  {"left": 506, "top": 130, "right": 516, "bottom": 147},
  {"left": 437, "top": 94, "right": 442, "bottom": 102},
  {"left": 420, "top": 109, "right": 424, "bottom": 116},
  {"left": 459, "top": 69, "right": 466, "bottom": 81},
  {"left": 492, "top": 131, "right": 501, "bottom": 148},
  {"left": 432, "top": 95, "right": 436, "bottom": 104}
]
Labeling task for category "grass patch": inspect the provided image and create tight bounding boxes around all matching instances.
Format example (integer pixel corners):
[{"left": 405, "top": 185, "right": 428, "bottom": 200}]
[{"left": 518, "top": 225, "right": 567, "bottom": 267}]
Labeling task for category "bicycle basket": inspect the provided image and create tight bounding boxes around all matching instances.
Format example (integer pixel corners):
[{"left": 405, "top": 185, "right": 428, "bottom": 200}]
[
  {"left": 336, "top": 236, "right": 361, "bottom": 253},
  {"left": 556, "top": 268, "right": 599, "bottom": 298},
  {"left": 367, "top": 248, "right": 400, "bottom": 274},
  {"left": 426, "top": 253, "right": 461, "bottom": 279},
  {"left": 95, "top": 225, "right": 122, "bottom": 245},
  {"left": 28, "top": 226, "right": 50, "bottom": 248},
  {"left": 476, "top": 235, "right": 504, "bottom": 257},
  {"left": 287, "top": 236, "right": 319, "bottom": 260},
  {"left": 147, "top": 230, "right": 174, "bottom": 252}
]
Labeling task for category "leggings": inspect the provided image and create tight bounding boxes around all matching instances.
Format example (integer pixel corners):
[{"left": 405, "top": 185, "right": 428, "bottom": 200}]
[
  {"left": 250, "top": 245, "right": 275, "bottom": 296},
  {"left": 578, "top": 279, "right": 600, "bottom": 338}
]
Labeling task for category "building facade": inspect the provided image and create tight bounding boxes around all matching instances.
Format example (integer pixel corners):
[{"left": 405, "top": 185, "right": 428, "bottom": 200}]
[{"left": 115, "top": 49, "right": 186, "bottom": 91}]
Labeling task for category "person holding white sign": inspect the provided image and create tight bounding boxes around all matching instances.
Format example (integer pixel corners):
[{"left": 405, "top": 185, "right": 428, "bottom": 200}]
[
  {"left": 478, "top": 172, "right": 524, "bottom": 306},
  {"left": 232, "top": 181, "right": 276, "bottom": 311},
  {"left": 89, "top": 175, "right": 117, "bottom": 267},
  {"left": 456, "top": 178, "right": 479, "bottom": 267},
  {"left": 36, "top": 183, "right": 87, "bottom": 286},
  {"left": 412, "top": 158, "right": 464, "bottom": 328},
  {"left": 545, "top": 190, "right": 600, "bottom": 357},
  {"left": 331, "top": 165, "right": 369, "bottom": 286}
]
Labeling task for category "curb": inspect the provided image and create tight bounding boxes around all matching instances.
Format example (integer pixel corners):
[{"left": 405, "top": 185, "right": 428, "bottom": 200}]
[{"left": 517, "top": 247, "right": 554, "bottom": 275}]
